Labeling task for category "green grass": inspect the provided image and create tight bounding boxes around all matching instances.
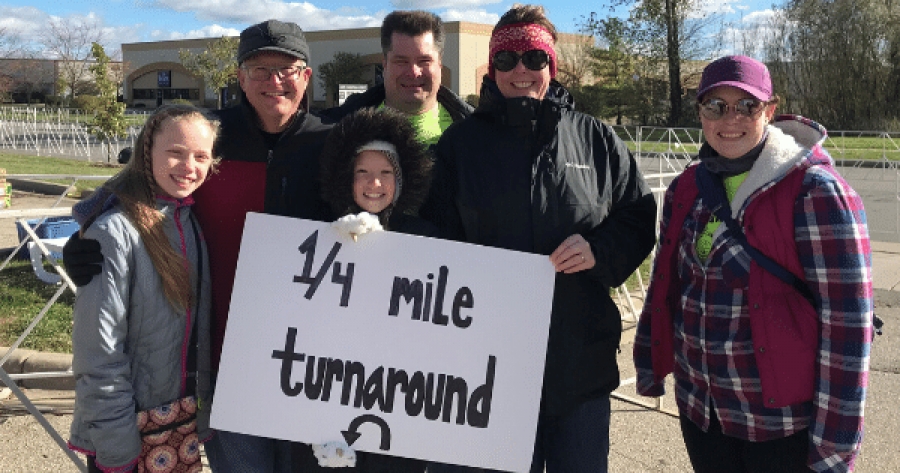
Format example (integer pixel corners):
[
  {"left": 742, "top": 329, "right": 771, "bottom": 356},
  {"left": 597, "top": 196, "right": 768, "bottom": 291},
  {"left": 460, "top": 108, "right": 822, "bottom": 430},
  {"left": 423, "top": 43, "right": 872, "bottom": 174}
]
[
  {"left": 624, "top": 142, "right": 703, "bottom": 154},
  {"left": 823, "top": 135, "right": 900, "bottom": 160},
  {"left": 0, "top": 152, "right": 110, "bottom": 353},
  {"left": 622, "top": 255, "right": 653, "bottom": 293},
  {"left": 610, "top": 130, "right": 900, "bottom": 161},
  {"left": 0, "top": 259, "right": 74, "bottom": 353},
  {"left": 0, "top": 152, "right": 120, "bottom": 197}
]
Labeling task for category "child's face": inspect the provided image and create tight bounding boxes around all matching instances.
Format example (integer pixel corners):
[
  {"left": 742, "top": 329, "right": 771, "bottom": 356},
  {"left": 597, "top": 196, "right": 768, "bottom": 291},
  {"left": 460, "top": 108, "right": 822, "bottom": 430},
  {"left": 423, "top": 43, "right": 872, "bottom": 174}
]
[
  {"left": 352, "top": 150, "right": 396, "bottom": 214},
  {"left": 152, "top": 117, "right": 216, "bottom": 200}
]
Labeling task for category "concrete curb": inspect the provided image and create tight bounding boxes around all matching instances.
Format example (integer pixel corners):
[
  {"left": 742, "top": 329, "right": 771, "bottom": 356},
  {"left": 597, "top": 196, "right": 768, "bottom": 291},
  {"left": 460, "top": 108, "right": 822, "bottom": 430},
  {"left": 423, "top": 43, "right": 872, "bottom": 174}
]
[
  {"left": 6, "top": 178, "right": 72, "bottom": 197},
  {"left": 0, "top": 346, "right": 74, "bottom": 391}
]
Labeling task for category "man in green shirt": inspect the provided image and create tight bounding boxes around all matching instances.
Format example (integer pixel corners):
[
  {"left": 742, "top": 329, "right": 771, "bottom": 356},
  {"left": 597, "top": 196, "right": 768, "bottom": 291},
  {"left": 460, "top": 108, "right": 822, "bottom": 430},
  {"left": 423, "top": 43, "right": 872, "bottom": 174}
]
[{"left": 318, "top": 10, "right": 472, "bottom": 146}]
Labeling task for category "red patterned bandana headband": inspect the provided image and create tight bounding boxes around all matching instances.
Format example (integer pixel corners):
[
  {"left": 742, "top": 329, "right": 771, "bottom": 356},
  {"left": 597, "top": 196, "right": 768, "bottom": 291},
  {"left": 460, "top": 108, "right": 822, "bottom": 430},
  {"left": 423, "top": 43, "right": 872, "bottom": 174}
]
[{"left": 488, "top": 22, "right": 557, "bottom": 79}]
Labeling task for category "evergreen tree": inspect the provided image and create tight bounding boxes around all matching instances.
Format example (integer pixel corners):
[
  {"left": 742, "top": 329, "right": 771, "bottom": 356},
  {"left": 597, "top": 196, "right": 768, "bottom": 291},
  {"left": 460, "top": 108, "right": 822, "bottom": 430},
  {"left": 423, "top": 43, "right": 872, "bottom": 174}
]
[{"left": 318, "top": 52, "right": 367, "bottom": 105}]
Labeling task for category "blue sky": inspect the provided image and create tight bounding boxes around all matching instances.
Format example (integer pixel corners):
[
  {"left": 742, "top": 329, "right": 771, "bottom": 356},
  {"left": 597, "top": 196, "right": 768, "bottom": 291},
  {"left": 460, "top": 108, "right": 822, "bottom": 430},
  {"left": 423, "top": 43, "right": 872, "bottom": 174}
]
[{"left": 1, "top": 0, "right": 780, "bottom": 56}]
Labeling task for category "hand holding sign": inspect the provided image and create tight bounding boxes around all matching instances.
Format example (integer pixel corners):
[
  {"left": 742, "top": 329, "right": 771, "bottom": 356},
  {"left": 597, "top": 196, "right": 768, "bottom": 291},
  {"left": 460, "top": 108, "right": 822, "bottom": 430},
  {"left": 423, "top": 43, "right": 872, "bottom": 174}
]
[{"left": 331, "top": 212, "right": 383, "bottom": 242}]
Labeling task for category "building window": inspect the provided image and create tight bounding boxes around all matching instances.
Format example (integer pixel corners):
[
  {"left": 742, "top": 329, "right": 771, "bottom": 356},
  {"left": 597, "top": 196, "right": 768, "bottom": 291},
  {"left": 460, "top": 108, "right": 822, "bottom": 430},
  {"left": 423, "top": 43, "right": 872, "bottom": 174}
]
[
  {"left": 161, "top": 88, "right": 199, "bottom": 100},
  {"left": 132, "top": 88, "right": 199, "bottom": 101},
  {"left": 133, "top": 88, "right": 155, "bottom": 99}
]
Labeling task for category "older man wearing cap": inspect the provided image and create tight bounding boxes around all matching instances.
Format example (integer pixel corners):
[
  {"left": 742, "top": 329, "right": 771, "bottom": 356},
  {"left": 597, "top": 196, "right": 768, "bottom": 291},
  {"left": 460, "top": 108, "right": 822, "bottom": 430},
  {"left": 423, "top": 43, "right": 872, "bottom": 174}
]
[
  {"left": 318, "top": 10, "right": 472, "bottom": 148},
  {"left": 196, "top": 19, "right": 335, "bottom": 473},
  {"left": 634, "top": 55, "right": 872, "bottom": 473}
]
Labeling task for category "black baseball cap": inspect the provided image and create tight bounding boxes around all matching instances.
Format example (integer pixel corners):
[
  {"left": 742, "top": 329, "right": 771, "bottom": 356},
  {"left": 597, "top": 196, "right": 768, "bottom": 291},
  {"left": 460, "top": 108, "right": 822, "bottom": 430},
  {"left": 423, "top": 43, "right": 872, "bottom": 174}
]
[{"left": 237, "top": 19, "right": 310, "bottom": 64}]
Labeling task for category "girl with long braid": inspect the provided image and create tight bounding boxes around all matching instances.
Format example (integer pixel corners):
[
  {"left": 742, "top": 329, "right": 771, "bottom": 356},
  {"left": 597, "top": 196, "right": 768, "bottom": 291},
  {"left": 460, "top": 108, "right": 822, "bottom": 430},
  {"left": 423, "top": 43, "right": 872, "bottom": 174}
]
[{"left": 68, "top": 105, "right": 220, "bottom": 473}]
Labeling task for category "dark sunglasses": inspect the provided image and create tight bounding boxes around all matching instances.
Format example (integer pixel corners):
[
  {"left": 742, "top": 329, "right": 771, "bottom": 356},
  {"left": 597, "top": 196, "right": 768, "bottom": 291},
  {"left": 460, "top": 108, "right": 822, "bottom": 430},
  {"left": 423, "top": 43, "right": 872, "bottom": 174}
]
[
  {"left": 493, "top": 50, "right": 550, "bottom": 72},
  {"left": 698, "top": 98, "right": 767, "bottom": 120}
]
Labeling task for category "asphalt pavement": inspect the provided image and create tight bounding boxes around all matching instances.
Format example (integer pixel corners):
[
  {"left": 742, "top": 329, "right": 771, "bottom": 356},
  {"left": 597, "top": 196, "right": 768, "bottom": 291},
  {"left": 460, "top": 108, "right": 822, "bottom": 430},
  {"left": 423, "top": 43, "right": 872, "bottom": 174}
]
[{"left": 1, "top": 188, "right": 898, "bottom": 472}]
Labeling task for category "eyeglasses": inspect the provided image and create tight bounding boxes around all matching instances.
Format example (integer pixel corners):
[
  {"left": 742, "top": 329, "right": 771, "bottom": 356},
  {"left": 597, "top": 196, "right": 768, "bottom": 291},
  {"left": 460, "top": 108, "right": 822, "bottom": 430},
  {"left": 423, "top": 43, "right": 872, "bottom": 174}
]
[
  {"left": 698, "top": 98, "right": 767, "bottom": 120},
  {"left": 492, "top": 50, "right": 550, "bottom": 72},
  {"left": 241, "top": 64, "right": 307, "bottom": 81}
]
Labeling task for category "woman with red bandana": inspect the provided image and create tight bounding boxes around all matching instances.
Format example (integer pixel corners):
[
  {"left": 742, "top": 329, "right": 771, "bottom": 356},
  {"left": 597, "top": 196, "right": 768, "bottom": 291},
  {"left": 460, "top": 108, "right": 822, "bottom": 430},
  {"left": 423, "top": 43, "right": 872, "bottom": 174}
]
[{"left": 428, "top": 5, "right": 657, "bottom": 473}]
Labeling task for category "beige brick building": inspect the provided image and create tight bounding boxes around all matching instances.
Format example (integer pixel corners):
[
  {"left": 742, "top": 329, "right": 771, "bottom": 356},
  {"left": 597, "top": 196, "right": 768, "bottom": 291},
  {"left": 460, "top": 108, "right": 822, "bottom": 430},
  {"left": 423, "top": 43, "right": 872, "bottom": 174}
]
[{"left": 121, "top": 21, "right": 588, "bottom": 110}]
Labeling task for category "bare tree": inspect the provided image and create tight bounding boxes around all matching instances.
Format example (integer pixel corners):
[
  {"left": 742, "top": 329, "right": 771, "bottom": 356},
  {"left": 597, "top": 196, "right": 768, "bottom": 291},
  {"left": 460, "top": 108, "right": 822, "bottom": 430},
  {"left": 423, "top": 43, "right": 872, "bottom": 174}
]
[
  {"left": 0, "top": 74, "right": 11, "bottom": 103},
  {"left": 40, "top": 16, "right": 105, "bottom": 103},
  {"left": 762, "top": 0, "right": 900, "bottom": 130},
  {"left": 0, "top": 28, "right": 20, "bottom": 100},
  {"left": 8, "top": 56, "right": 55, "bottom": 103},
  {"left": 0, "top": 27, "right": 23, "bottom": 58},
  {"left": 555, "top": 33, "right": 596, "bottom": 90},
  {"left": 760, "top": 9, "right": 797, "bottom": 113}
]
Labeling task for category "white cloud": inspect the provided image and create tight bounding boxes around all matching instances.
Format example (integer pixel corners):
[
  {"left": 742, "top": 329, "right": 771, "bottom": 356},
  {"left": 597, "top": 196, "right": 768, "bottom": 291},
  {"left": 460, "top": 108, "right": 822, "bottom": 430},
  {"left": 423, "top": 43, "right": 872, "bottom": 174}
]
[
  {"left": 151, "top": 0, "right": 506, "bottom": 29},
  {"left": 690, "top": 0, "right": 739, "bottom": 18},
  {"left": 439, "top": 9, "right": 499, "bottom": 25},
  {"left": 101, "top": 26, "right": 142, "bottom": 55},
  {"left": 0, "top": 6, "right": 52, "bottom": 42},
  {"left": 713, "top": 8, "right": 784, "bottom": 58},
  {"left": 155, "top": 24, "right": 242, "bottom": 41},
  {"left": 743, "top": 9, "right": 778, "bottom": 24},
  {"left": 151, "top": 0, "right": 383, "bottom": 31},
  {"left": 0, "top": 8, "right": 131, "bottom": 57},
  {"left": 392, "top": 0, "right": 501, "bottom": 9}
]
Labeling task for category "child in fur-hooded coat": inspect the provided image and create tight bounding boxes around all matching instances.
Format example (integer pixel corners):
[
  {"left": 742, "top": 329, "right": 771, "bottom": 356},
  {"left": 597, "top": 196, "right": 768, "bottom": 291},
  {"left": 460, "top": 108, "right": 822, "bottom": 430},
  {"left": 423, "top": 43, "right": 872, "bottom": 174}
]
[
  {"left": 291, "top": 107, "right": 433, "bottom": 473},
  {"left": 320, "top": 107, "right": 438, "bottom": 238}
]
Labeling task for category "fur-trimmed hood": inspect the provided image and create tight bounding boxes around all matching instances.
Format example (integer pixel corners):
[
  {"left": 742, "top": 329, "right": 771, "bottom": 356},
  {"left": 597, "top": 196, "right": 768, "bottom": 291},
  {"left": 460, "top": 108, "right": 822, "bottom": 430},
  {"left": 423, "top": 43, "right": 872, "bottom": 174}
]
[{"left": 319, "top": 108, "right": 433, "bottom": 228}]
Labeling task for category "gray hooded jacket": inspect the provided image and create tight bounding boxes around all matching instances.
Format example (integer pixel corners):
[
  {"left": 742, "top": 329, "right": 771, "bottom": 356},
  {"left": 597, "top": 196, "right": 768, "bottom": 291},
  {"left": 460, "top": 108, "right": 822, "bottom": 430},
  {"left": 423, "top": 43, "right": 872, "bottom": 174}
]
[{"left": 68, "top": 196, "right": 212, "bottom": 470}]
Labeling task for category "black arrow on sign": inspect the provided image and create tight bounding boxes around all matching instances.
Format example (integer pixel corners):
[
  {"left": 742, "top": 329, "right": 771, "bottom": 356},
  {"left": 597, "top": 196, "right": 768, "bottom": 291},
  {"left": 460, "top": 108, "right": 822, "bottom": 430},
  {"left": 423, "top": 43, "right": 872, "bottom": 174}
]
[{"left": 341, "top": 414, "right": 391, "bottom": 451}]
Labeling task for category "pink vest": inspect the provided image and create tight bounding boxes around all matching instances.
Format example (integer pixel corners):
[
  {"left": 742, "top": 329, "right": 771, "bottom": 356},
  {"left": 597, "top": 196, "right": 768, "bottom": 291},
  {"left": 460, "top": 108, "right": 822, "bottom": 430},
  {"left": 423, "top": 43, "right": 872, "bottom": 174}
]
[{"left": 649, "top": 165, "right": 818, "bottom": 408}]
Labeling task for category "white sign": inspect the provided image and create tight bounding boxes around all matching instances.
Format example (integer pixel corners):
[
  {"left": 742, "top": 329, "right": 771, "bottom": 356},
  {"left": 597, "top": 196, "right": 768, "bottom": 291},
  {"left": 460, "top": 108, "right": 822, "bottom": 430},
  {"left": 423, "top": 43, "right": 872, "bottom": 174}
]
[
  {"left": 338, "top": 84, "right": 367, "bottom": 105},
  {"left": 211, "top": 213, "right": 555, "bottom": 472}
]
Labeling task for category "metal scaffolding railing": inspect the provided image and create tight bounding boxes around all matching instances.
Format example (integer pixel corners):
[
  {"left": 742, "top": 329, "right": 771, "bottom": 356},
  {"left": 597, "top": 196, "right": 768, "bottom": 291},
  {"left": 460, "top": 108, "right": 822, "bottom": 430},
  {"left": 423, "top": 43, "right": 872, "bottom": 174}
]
[{"left": 0, "top": 173, "right": 111, "bottom": 473}]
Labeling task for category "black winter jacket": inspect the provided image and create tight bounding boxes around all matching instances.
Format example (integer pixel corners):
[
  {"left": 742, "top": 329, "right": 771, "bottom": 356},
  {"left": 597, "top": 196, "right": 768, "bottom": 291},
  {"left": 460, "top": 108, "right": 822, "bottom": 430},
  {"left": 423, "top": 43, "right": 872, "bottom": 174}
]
[
  {"left": 317, "top": 84, "right": 473, "bottom": 126},
  {"left": 193, "top": 101, "right": 333, "bottom": 369},
  {"left": 210, "top": 103, "right": 333, "bottom": 219},
  {"left": 431, "top": 78, "right": 657, "bottom": 417}
]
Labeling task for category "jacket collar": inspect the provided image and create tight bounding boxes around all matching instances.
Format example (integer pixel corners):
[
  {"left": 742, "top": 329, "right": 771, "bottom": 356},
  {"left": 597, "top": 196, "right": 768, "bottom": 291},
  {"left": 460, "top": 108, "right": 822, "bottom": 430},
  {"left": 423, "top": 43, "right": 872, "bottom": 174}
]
[
  {"left": 728, "top": 115, "right": 831, "bottom": 216},
  {"left": 156, "top": 194, "right": 195, "bottom": 208},
  {"left": 474, "top": 77, "right": 574, "bottom": 122},
  {"left": 324, "top": 84, "right": 473, "bottom": 123}
]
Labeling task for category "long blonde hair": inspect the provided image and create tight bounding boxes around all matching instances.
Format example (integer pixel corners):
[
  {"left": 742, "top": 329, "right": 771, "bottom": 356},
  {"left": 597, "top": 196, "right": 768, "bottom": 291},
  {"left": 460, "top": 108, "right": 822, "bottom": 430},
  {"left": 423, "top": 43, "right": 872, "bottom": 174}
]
[{"left": 83, "top": 105, "right": 220, "bottom": 312}]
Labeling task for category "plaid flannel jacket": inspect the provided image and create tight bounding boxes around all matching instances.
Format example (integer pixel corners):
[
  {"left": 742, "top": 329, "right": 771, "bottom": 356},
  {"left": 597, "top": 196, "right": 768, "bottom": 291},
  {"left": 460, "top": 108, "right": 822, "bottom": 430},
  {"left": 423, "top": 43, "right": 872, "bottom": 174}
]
[{"left": 634, "top": 117, "right": 873, "bottom": 473}]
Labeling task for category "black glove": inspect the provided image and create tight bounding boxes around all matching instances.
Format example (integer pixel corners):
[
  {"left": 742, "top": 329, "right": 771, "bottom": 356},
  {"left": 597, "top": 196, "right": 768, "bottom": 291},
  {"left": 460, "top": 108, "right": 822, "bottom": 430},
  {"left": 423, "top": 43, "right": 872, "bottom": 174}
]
[{"left": 62, "top": 232, "right": 103, "bottom": 287}]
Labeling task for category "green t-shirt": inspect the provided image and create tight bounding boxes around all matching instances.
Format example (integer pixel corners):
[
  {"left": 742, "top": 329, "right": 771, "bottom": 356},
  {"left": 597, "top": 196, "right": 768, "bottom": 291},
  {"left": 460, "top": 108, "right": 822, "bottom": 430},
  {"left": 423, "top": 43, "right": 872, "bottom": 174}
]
[
  {"left": 696, "top": 171, "right": 749, "bottom": 261},
  {"left": 381, "top": 102, "right": 453, "bottom": 146}
]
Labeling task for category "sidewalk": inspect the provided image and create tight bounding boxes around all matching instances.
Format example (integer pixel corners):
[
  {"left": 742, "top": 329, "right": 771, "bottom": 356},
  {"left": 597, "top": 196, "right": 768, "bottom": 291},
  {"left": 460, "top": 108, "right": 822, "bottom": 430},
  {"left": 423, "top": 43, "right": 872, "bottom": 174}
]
[
  {"left": 2, "top": 190, "right": 899, "bottom": 472},
  {"left": 870, "top": 240, "right": 900, "bottom": 291}
]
